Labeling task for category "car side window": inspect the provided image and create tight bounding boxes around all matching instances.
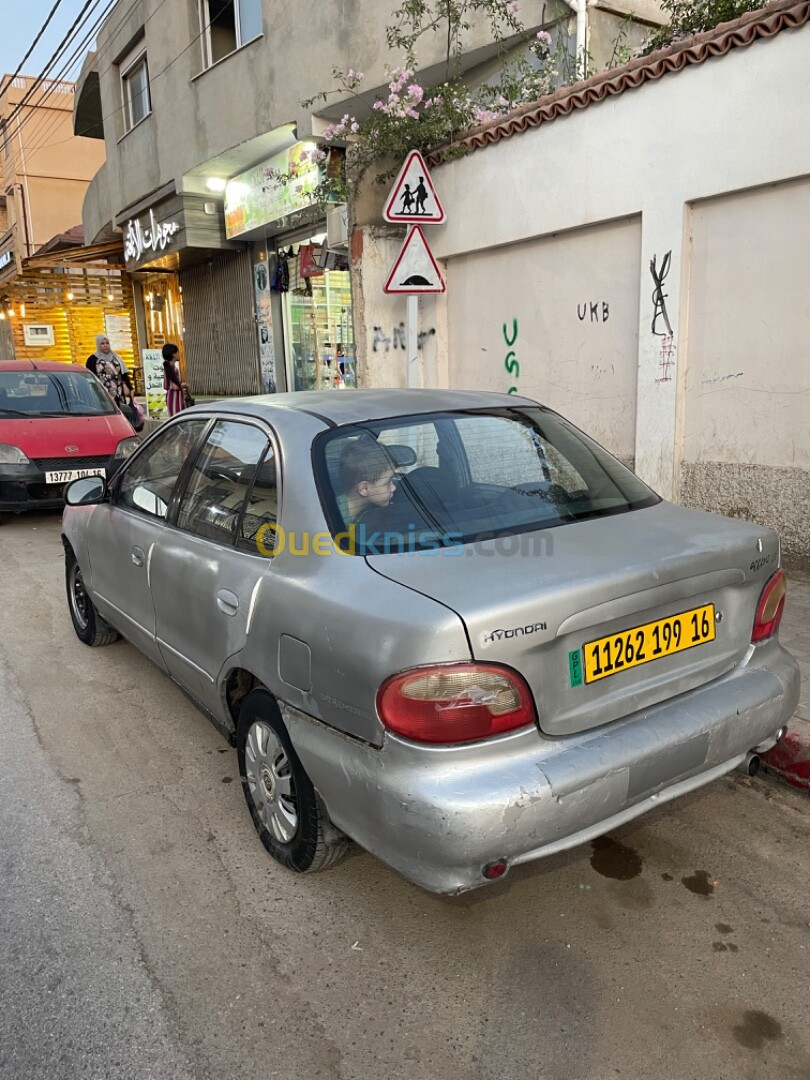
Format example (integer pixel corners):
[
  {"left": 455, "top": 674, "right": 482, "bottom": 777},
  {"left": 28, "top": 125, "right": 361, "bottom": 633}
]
[
  {"left": 236, "top": 445, "right": 279, "bottom": 555},
  {"left": 117, "top": 420, "right": 207, "bottom": 519},
  {"left": 175, "top": 421, "right": 269, "bottom": 545}
]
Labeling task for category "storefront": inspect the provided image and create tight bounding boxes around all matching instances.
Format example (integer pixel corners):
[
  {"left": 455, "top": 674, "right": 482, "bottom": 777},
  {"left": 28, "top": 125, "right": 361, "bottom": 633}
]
[
  {"left": 121, "top": 186, "right": 256, "bottom": 397},
  {"left": 0, "top": 234, "right": 139, "bottom": 384},
  {"left": 224, "top": 142, "right": 353, "bottom": 392}
]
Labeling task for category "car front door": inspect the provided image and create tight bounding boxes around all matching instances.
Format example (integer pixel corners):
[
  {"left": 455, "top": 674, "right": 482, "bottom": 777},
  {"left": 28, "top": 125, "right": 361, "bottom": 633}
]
[
  {"left": 86, "top": 418, "right": 209, "bottom": 669},
  {"left": 149, "top": 419, "right": 279, "bottom": 716}
]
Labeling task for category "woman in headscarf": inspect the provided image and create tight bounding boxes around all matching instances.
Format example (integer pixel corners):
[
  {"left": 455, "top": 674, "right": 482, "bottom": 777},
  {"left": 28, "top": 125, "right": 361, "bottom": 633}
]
[
  {"left": 86, "top": 334, "right": 137, "bottom": 415},
  {"left": 162, "top": 343, "right": 189, "bottom": 416}
]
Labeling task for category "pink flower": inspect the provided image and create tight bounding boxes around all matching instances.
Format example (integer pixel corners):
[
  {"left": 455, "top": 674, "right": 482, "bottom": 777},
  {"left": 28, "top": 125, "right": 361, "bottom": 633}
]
[
  {"left": 536, "top": 29, "right": 552, "bottom": 45},
  {"left": 407, "top": 83, "right": 424, "bottom": 104}
]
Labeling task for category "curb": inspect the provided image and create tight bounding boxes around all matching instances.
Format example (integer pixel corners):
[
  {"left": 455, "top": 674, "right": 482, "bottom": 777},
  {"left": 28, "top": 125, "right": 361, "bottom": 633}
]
[{"left": 762, "top": 717, "right": 810, "bottom": 793}]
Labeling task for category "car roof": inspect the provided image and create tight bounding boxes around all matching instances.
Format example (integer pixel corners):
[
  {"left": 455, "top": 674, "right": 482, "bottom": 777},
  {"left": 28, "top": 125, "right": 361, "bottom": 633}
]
[
  {"left": 0, "top": 360, "right": 89, "bottom": 373},
  {"left": 214, "top": 388, "right": 541, "bottom": 427}
]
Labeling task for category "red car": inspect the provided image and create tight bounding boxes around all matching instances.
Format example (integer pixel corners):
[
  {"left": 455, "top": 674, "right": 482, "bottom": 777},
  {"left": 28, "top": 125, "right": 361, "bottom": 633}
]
[{"left": 0, "top": 360, "right": 140, "bottom": 513}]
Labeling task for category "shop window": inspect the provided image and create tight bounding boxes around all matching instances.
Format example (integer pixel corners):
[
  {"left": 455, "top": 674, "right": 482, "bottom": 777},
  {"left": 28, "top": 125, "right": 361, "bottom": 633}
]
[
  {"left": 121, "top": 51, "right": 151, "bottom": 132},
  {"left": 200, "top": 0, "right": 262, "bottom": 68}
]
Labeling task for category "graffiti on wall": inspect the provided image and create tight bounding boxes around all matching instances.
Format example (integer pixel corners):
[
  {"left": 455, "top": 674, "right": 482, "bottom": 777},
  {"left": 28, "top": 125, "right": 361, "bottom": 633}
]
[
  {"left": 372, "top": 324, "right": 437, "bottom": 352},
  {"left": 650, "top": 251, "right": 676, "bottom": 383},
  {"left": 577, "top": 301, "right": 610, "bottom": 323},
  {"left": 650, "top": 251, "right": 673, "bottom": 337},
  {"left": 655, "top": 334, "right": 676, "bottom": 384},
  {"left": 503, "top": 318, "right": 520, "bottom": 394}
]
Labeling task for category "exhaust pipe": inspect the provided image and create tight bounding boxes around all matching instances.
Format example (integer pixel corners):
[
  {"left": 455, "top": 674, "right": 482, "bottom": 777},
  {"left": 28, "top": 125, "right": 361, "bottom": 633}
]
[{"left": 738, "top": 751, "right": 761, "bottom": 777}]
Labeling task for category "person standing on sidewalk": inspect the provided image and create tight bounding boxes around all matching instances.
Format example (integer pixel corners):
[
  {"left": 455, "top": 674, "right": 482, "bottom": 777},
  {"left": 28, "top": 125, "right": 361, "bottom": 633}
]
[
  {"left": 162, "top": 343, "right": 190, "bottom": 416},
  {"left": 86, "top": 333, "right": 143, "bottom": 431}
]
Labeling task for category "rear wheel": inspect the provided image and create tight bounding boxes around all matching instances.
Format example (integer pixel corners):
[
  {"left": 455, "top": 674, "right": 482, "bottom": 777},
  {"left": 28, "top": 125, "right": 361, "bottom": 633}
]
[
  {"left": 65, "top": 549, "right": 119, "bottom": 646},
  {"left": 237, "top": 689, "right": 347, "bottom": 874}
]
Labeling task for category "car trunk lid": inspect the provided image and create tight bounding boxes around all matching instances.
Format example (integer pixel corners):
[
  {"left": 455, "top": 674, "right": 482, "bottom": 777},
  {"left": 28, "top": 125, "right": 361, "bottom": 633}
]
[{"left": 366, "top": 501, "right": 777, "bottom": 736}]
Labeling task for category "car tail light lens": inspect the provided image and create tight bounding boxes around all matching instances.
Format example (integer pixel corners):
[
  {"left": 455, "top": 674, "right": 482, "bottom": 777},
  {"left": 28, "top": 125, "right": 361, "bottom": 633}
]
[
  {"left": 377, "top": 663, "right": 536, "bottom": 745},
  {"left": 752, "top": 569, "right": 786, "bottom": 642}
]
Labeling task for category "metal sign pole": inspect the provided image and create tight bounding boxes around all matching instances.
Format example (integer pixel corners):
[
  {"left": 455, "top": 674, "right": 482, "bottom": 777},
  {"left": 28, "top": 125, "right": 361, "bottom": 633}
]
[{"left": 407, "top": 294, "right": 418, "bottom": 388}]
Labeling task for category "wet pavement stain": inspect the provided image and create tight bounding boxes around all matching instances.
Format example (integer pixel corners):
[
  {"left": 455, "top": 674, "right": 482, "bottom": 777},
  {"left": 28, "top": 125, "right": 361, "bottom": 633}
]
[
  {"left": 727, "top": 943, "right": 739, "bottom": 953},
  {"left": 222, "top": 776, "right": 234, "bottom": 784},
  {"left": 732, "top": 1010, "right": 783, "bottom": 1050},
  {"left": 661, "top": 872, "right": 674, "bottom": 881},
  {"left": 713, "top": 942, "right": 728, "bottom": 952},
  {"left": 715, "top": 922, "right": 734, "bottom": 934},
  {"left": 590, "top": 836, "right": 643, "bottom": 880},
  {"left": 681, "top": 870, "right": 714, "bottom": 896}
]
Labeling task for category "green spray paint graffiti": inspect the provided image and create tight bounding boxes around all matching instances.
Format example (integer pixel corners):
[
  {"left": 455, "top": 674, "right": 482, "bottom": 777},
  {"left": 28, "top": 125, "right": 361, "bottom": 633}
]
[{"left": 503, "top": 319, "right": 519, "bottom": 393}]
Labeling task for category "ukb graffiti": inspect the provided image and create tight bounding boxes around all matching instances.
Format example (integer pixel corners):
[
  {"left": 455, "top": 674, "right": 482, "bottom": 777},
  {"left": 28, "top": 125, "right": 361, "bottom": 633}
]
[{"left": 577, "top": 301, "right": 610, "bottom": 323}]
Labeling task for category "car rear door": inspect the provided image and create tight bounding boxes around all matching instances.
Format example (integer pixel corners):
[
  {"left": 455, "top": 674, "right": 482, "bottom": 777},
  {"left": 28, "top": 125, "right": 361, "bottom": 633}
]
[
  {"left": 87, "top": 418, "right": 209, "bottom": 668},
  {"left": 149, "top": 419, "right": 278, "bottom": 716}
]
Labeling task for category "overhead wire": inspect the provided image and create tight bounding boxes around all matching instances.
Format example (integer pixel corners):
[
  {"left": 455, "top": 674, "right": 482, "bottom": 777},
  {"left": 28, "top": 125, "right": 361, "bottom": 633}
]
[
  {"left": 17, "top": 0, "right": 169, "bottom": 153},
  {"left": 3, "top": 0, "right": 104, "bottom": 132},
  {"left": 23, "top": 0, "right": 234, "bottom": 160},
  {"left": 16, "top": 0, "right": 208, "bottom": 162},
  {"left": 8, "top": 0, "right": 119, "bottom": 165},
  {"left": 0, "top": 0, "right": 68, "bottom": 100},
  {"left": 11, "top": 0, "right": 120, "bottom": 163}
]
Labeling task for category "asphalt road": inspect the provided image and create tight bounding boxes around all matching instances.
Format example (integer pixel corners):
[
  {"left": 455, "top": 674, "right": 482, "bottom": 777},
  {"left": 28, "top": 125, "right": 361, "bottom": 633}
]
[{"left": 1, "top": 510, "right": 809, "bottom": 1080}]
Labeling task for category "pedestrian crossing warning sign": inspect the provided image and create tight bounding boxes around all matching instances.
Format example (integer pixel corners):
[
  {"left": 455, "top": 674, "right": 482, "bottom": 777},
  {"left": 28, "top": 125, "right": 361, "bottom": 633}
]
[
  {"left": 383, "top": 150, "right": 446, "bottom": 224},
  {"left": 384, "top": 226, "right": 446, "bottom": 294}
]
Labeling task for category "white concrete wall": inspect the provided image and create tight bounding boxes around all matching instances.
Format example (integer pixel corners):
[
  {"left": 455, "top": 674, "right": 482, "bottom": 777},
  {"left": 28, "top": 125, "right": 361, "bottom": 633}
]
[
  {"left": 358, "top": 23, "right": 810, "bottom": 565},
  {"left": 444, "top": 216, "right": 641, "bottom": 463}
]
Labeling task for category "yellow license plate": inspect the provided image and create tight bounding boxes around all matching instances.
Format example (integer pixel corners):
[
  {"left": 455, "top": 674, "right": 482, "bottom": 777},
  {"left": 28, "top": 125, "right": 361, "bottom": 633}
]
[{"left": 582, "top": 603, "right": 716, "bottom": 684}]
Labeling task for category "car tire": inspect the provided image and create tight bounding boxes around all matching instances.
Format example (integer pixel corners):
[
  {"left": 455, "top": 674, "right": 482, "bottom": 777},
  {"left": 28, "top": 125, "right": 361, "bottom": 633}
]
[
  {"left": 237, "top": 688, "right": 348, "bottom": 874},
  {"left": 65, "top": 549, "right": 119, "bottom": 647}
]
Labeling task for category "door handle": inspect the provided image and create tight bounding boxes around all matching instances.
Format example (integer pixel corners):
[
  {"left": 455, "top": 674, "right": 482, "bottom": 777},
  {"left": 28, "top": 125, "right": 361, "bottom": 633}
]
[
  {"left": 216, "top": 589, "right": 239, "bottom": 616},
  {"left": 131, "top": 546, "right": 145, "bottom": 567}
]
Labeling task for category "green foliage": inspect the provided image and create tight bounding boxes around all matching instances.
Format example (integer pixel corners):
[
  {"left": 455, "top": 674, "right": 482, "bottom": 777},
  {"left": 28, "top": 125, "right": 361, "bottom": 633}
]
[
  {"left": 303, "top": 0, "right": 566, "bottom": 190},
  {"left": 642, "top": 0, "right": 764, "bottom": 53},
  {"left": 303, "top": 0, "right": 649, "bottom": 191}
]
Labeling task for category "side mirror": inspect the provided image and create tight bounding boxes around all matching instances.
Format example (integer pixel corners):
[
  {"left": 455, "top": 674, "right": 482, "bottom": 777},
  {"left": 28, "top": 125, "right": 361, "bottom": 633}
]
[{"left": 65, "top": 475, "right": 107, "bottom": 506}]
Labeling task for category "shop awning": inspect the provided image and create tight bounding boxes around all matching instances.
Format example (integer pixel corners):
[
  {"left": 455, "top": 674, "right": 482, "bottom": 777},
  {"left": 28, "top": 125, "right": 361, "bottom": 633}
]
[{"left": 24, "top": 239, "right": 124, "bottom": 269}]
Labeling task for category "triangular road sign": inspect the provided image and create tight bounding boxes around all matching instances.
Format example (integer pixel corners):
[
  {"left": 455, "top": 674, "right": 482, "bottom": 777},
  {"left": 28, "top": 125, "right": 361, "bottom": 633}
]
[
  {"left": 383, "top": 150, "right": 445, "bottom": 224},
  {"left": 384, "top": 226, "right": 446, "bottom": 294}
]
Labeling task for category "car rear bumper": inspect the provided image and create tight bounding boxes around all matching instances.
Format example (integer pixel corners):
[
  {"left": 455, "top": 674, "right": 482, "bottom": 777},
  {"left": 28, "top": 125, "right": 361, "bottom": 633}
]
[{"left": 284, "top": 641, "right": 800, "bottom": 893}]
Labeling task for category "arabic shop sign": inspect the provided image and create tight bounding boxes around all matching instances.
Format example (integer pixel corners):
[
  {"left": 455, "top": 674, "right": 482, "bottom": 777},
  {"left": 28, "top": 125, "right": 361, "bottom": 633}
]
[
  {"left": 124, "top": 209, "right": 181, "bottom": 265},
  {"left": 224, "top": 142, "right": 339, "bottom": 239}
]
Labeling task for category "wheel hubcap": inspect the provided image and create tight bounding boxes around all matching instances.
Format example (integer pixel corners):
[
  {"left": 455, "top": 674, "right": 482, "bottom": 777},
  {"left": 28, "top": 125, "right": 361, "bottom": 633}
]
[
  {"left": 244, "top": 721, "right": 298, "bottom": 843},
  {"left": 70, "top": 564, "right": 89, "bottom": 629}
]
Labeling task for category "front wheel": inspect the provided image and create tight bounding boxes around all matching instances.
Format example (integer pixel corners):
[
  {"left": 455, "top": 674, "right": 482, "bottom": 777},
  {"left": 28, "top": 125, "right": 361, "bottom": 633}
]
[
  {"left": 65, "top": 549, "right": 119, "bottom": 646},
  {"left": 237, "top": 689, "right": 347, "bottom": 874}
]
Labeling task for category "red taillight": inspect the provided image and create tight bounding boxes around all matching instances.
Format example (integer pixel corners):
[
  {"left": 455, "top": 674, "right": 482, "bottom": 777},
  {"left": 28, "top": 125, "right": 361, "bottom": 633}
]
[
  {"left": 376, "top": 662, "right": 536, "bottom": 745},
  {"left": 752, "top": 569, "right": 786, "bottom": 643}
]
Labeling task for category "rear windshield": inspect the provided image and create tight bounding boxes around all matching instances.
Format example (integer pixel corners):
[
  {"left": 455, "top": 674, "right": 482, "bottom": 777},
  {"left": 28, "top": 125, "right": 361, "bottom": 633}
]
[
  {"left": 315, "top": 407, "right": 659, "bottom": 555},
  {"left": 0, "top": 370, "right": 116, "bottom": 418}
]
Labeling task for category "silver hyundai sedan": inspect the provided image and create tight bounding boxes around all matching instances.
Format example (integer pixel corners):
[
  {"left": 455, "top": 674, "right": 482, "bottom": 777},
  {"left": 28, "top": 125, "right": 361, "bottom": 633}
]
[{"left": 61, "top": 390, "right": 800, "bottom": 893}]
